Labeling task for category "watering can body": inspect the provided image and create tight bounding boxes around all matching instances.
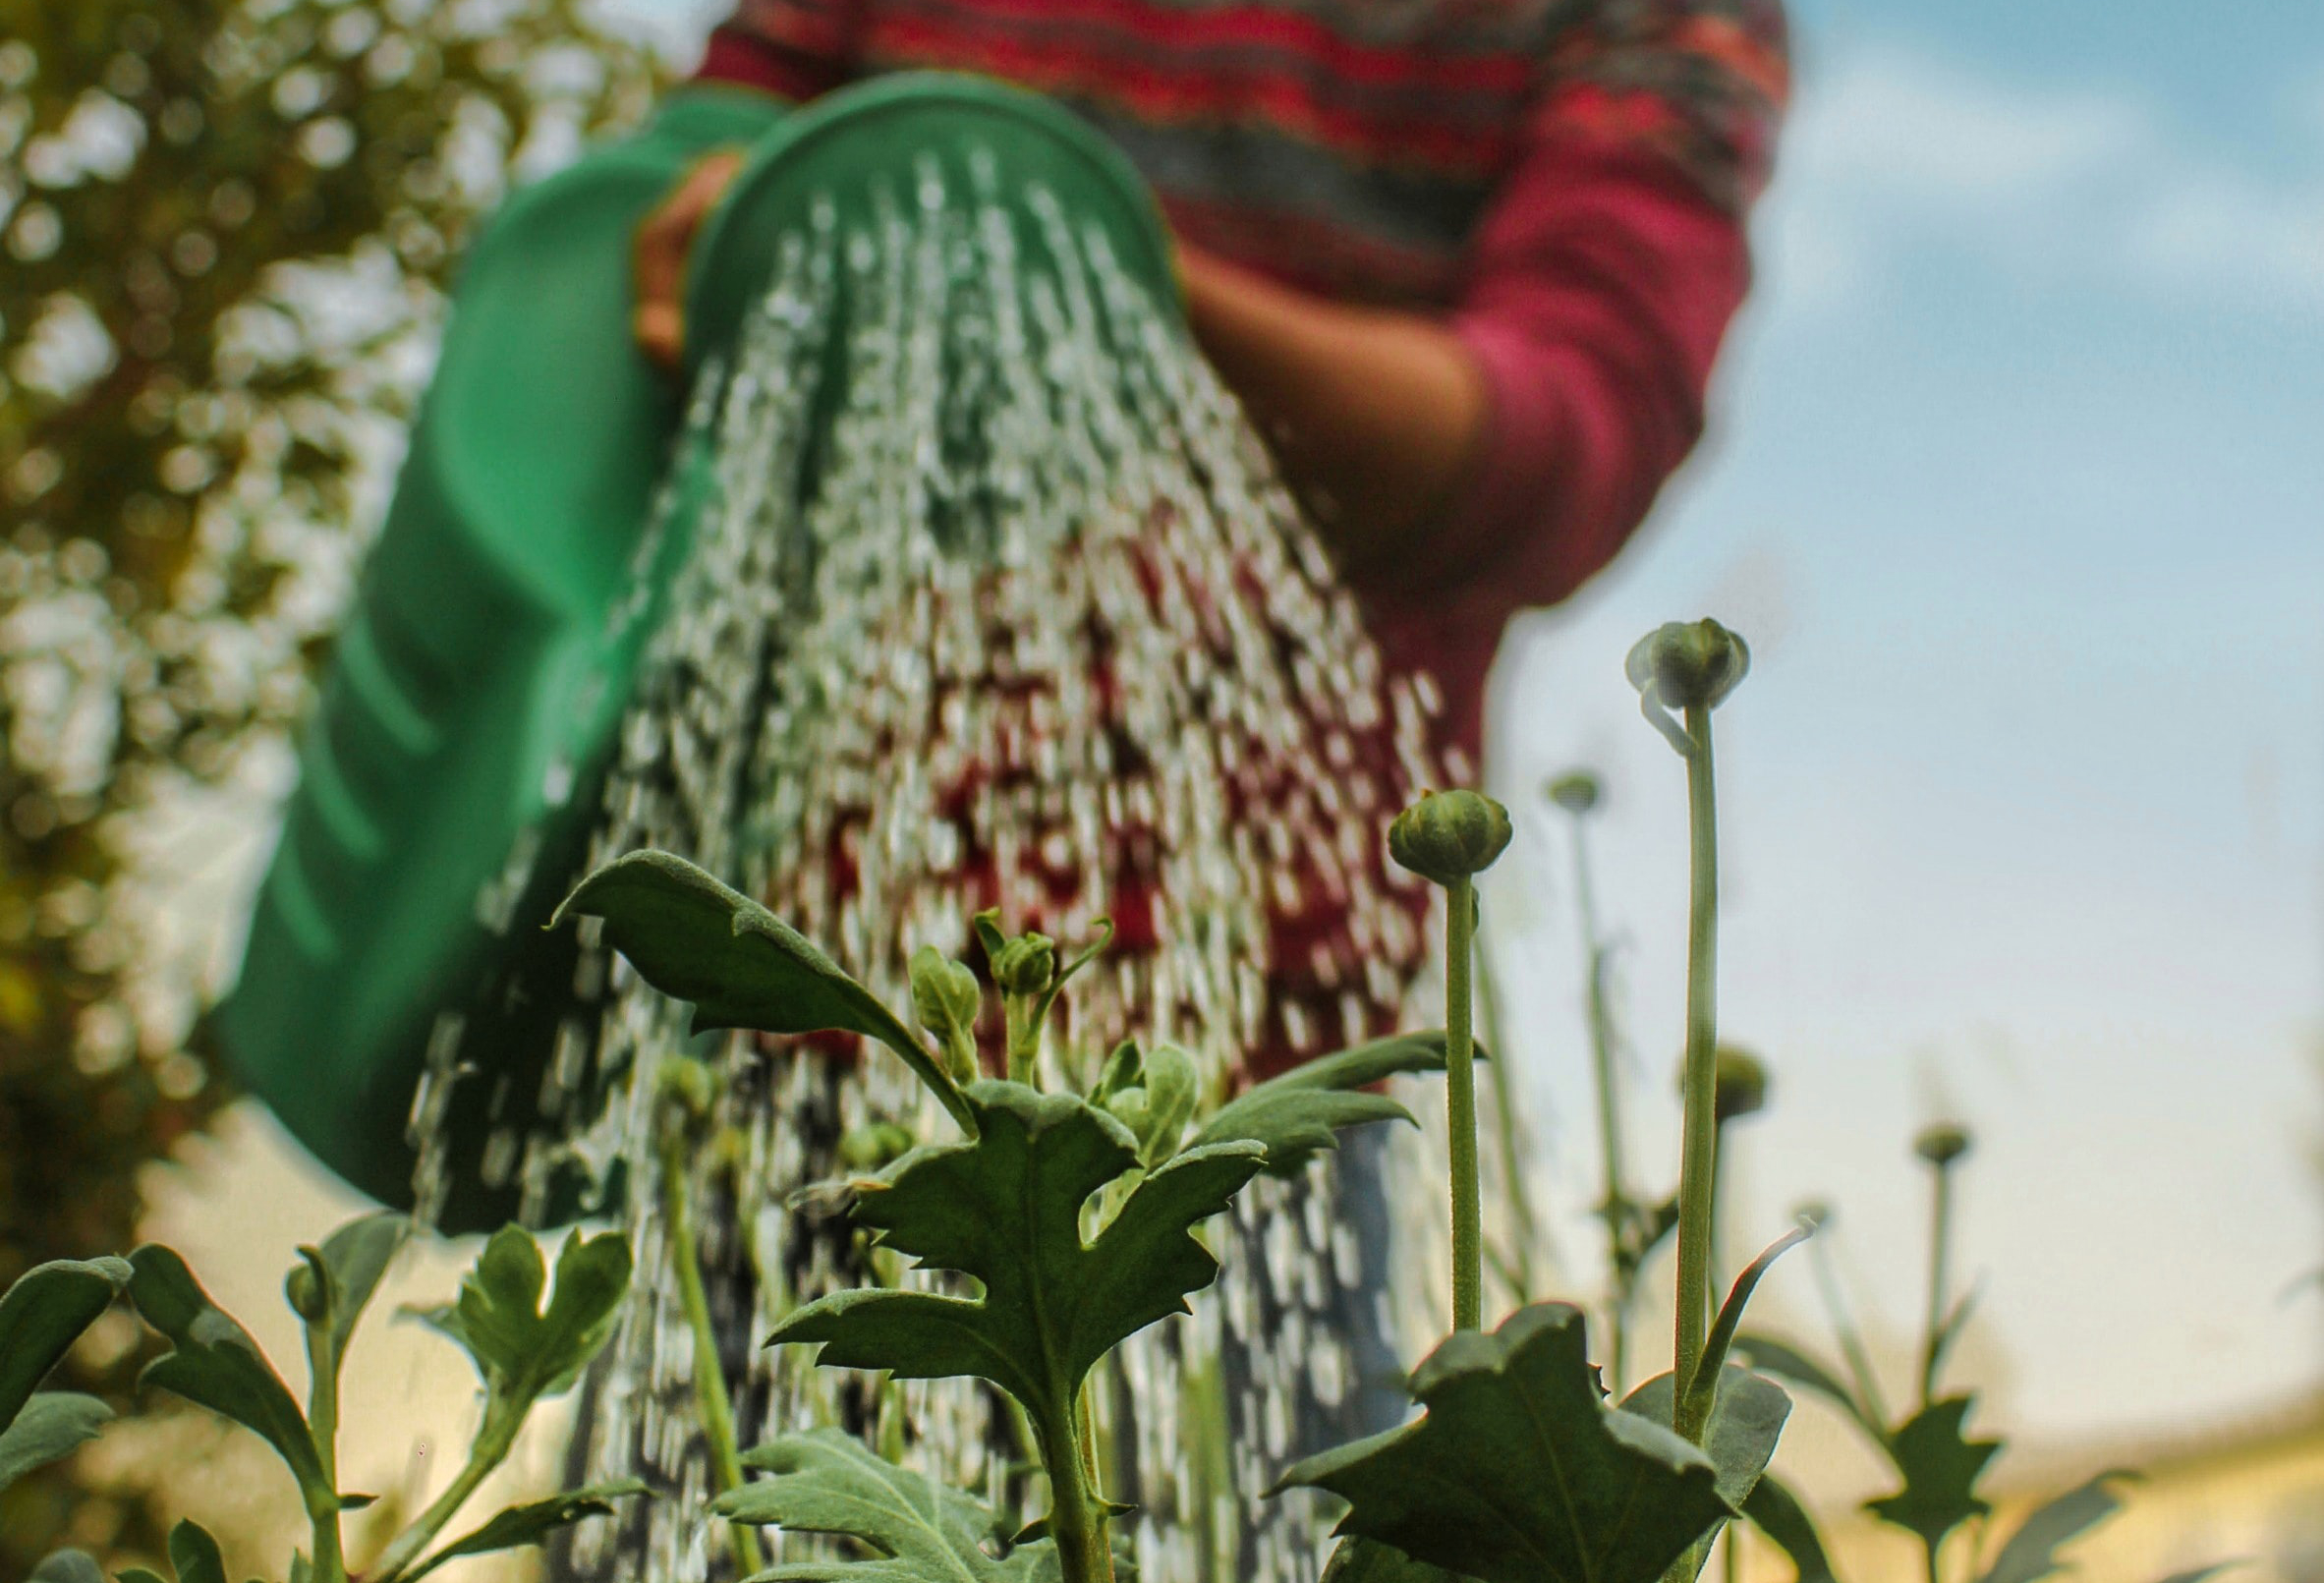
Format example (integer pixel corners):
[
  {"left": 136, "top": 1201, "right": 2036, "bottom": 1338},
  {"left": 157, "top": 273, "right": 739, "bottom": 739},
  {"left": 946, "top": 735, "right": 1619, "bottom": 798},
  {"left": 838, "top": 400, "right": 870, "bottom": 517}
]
[{"left": 217, "top": 74, "right": 1178, "bottom": 1220}]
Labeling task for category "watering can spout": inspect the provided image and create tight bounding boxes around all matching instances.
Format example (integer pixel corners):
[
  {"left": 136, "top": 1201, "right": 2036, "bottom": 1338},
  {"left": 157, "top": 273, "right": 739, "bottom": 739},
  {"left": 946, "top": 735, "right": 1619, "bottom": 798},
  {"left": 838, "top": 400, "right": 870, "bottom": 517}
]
[{"left": 216, "top": 75, "right": 1179, "bottom": 1228}]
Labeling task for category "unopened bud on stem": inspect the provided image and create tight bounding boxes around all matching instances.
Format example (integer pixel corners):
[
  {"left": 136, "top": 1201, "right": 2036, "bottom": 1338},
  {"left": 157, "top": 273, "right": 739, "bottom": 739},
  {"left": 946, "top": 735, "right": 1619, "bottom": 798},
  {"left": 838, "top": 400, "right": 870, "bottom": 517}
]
[
  {"left": 1546, "top": 769, "right": 1602, "bottom": 816},
  {"left": 1914, "top": 1121, "right": 1972, "bottom": 1168},
  {"left": 1626, "top": 620, "right": 1751, "bottom": 712},
  {"left": 1389, "top": 789, "right": 1513, "bottom": 888}
]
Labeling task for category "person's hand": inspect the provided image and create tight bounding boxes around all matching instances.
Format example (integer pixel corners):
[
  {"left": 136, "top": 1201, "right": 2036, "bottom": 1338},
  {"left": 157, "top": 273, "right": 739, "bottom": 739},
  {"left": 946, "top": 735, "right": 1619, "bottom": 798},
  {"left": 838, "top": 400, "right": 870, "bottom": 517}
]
[{"left": 632, "top": 148, "right": 747, "bottom": 372}]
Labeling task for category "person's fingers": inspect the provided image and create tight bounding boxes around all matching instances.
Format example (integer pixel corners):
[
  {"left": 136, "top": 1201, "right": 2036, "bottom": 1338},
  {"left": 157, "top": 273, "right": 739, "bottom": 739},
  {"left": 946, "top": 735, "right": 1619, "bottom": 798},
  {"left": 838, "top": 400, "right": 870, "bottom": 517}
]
[{"left": 633, "top": 148, "right": 748, "bottom": 372}]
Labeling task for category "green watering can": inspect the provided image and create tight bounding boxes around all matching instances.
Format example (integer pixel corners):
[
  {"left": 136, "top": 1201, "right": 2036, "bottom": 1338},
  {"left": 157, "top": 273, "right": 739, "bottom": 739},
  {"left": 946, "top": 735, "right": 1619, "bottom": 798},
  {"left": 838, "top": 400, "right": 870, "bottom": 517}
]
[{"left": 216, "top": 73, "right": 1178, "bottom": 1220}]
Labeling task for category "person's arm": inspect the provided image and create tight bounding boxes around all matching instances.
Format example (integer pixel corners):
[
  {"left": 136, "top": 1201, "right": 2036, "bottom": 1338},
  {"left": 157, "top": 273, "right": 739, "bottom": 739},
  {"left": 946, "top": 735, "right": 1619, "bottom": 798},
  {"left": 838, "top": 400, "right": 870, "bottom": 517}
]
[
  {"left": 1175, "top": 245, "right": 1490, "bottom": 582},
  {"left": 1188, "top": 2, "right": 1788, "bottom": 608}
]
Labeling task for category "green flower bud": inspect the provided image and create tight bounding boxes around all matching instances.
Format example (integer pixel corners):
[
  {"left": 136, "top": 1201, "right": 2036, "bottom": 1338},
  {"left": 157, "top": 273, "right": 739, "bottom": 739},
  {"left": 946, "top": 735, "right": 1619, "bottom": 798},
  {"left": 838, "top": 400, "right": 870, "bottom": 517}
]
[
  {"left": 1792, "top": 1200, "right": 1832, "bottom": 1233},
  {"left": 1713, "top": 1046, "right": 1769, "bottom": 1124},
  {"left": 910, "top": 945, "right": 983, "bottom": 1085},
  {"left": 838, "top": 1120, "right": 919, "bottom": 1173},
  {"left": 1389, "top": 789, "right": 1513, "bottom": 887},
  {"left": 1546, "top": 770, "right": 1602, "bottom": 816},
  {"left": 1624, "top": 619, "right": 1751, "bottom": 711},
  {"left": 1914, "top": 1121, "right": 1972, "bottom": 1168},
  {"left": 655, "top": 1055, "right": 718, "bottom": 1125},
  {"left": 284, "top": 1248, "right": 331, "bottom": 1326},
  {"left": 991, "top": 932, "right": 1056, "bottom": 997}
]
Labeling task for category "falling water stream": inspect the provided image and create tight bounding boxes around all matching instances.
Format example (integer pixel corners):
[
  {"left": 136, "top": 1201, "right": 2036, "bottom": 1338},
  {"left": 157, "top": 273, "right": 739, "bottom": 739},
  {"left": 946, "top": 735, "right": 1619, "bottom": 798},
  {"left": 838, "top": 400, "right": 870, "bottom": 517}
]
[{"left": 410, "top": 147, "right": 1465, "bottom": 1582}]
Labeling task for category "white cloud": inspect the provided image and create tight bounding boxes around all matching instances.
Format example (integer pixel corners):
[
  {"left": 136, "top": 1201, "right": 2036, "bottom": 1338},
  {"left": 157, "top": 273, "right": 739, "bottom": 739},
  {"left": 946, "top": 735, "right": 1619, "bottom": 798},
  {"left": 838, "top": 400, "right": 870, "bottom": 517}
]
[{"left": 1768, "top": 40, "right": 2324, "bottom": 317}]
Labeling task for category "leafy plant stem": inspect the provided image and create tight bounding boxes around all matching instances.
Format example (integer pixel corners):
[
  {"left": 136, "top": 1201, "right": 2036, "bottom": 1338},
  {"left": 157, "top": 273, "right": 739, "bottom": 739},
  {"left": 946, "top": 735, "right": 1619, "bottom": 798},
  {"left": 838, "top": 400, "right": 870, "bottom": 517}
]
[
  {"left": 302, "top": 1326, "right": 348, "bottom": 1583},
  {"left": 1476, "top": 943, "right": 1539, "bottom": 1305},
  {"left": 367, "top": 1416, "right": 518, "bottom": 1582},
  {"left": 1039, "top": 1390, "right": 1115, "bottom": 1583},
  {"left": 1807, "top": 1230, "right": 1892, "bottom": 1436},
  {"left": 659, "top": 1126, "right": 766, "bottom": 1579},
  {"left": 1572, "top": 808, "right": 1635, "bottom": 1389},
  {"left": 1921, "top": 1159, "right": 1956, "bottom": 1411},
  {"left": 1446, "top": 874, "right": 1484, "bottom": 1332},
  {"left": 1672, "top": 702, "right": 1721, "bottom": 1438}
]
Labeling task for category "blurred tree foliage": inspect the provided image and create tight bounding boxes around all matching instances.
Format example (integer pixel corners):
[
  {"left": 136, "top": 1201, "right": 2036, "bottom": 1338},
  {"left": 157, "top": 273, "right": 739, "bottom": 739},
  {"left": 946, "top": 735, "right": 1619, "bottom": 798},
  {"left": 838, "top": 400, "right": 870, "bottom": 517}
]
[{"left": 0, "top": 0, "right": 660, "bottom": 1564}]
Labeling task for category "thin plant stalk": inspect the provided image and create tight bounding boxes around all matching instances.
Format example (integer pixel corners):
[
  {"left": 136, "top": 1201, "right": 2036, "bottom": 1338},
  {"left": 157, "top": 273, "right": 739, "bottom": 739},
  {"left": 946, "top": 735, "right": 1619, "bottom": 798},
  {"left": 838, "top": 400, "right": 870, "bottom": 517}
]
[
  {"left": 1476, "top": 942, "right": 1541, "bottom": 1305},
  {"left": 1569, "top": 806, "right": 1635, "bottom": 1389},
  {"left": 1672, "top": 702, "right": 1722, "bottom": 1436},
  {"left": 1446, "top": 874, "right": 1484, "bottom": 1332},
  {"left": 365, "top": 1413, "right": 522, "bottom": 1581},
  {"left": 302, "top": 1326, "right": 347, "bottom": 1583},
  {"left": 660, "top": 1128, "right": 767, "bottom": 1579},
  {"left": 1808, "top": 1230, "right": 1892, "bottom": 1433},
  {"left": 1041, "top": 1389, "right": 1115, "bottom": 1583},
  {"left": 1920, "top": 1159, "right": 1956, "bottom": 1409}
]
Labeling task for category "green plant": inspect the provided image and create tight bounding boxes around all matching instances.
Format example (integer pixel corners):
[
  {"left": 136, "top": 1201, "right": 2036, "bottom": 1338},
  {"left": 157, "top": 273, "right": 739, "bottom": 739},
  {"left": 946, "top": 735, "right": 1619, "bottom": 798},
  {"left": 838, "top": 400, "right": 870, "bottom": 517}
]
[
  {"left": 557, "top": 848, "right": 1465, "bottom": 1583},
  {"left": 550, "top": 618, "right": 1818, "bottom": 1583},
  {"left": 1545, "top": 765, "right": 1677, "bottom": 1394},
  {"left": 1735, "top": 1131, "right": 2230, "bottom": 1583},
  {"left": 8, "top": 1216, "right": 641, "bottom": 1582}
]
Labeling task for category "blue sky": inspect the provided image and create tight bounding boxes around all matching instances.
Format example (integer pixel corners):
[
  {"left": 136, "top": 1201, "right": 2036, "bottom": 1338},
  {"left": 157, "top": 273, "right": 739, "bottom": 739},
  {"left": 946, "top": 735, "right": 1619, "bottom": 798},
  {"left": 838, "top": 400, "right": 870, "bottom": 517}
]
[
  {"left": 602, "top": 0, "right": 2324, "bottom": 1451},
  {"left": 1481, "top": 0, "right": 2324, "bottom": 1456}
]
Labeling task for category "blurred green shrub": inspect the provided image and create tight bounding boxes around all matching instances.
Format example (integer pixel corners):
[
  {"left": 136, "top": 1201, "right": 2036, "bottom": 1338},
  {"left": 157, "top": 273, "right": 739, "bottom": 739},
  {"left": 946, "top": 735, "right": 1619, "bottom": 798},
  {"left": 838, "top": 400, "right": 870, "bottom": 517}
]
[{"left": 0, "top": 1, "right": 660, "bottom": 1566}]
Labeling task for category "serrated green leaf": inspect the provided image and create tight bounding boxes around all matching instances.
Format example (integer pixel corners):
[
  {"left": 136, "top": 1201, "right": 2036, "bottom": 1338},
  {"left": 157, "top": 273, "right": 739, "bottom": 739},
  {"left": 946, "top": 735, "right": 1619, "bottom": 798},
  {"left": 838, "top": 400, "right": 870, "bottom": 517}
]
[
  {"left": 0, "top": 1256, "right": 131, "bottom": 1432},
  {"left": 769, "top": 1083, "right": 1264, "bottom": 1429},
  {"left": 1863, "top": 1396, "right": 2001, "bottom": 1552},
  {"left": 1101, "top": 1043, "right": 1201, "bottom": 1167},
  {"left": 1731, "top": 1335, "right": 1885, "bottom": 1446},
  {"left": 428, "top": 1226, "right": 632, "bottom": 1436},
  {"left": 1742, "top": 1475, "right": 1841, "bottom": 1583},
  {"left": 127, "top": 1245, "right": 328, "bottom": 1503},
  {"left": 1190, "top": 1031, "right": 1458, "bottom": 1177},
  {"left": 1617, "top": 1366, "right": 1792, "bottom": 1511},
  {"left": 1976, "top": 1470, "right": 2133, "bottom": 1583},
  {"left": 284, "top": 1212, "right": 410, "bottom": 1362},
  {"left": 404, "top": 1478, "right": 650, "bottom": 1580},
  {"left": 1277, "top": 1303, "right": 1736, "bottom": 1583},
  {"left": 1318, "top": 1537, "right": 1481, "bottom": 1583},
  {"left": 554, "top": 851, "right": 972, "bottom": 1132},
  {"left": 28, "top": 1551, "right": 107, "bottom": 1583},
  {"left": 717, "top": 1430, "right": 1052, "bottom": 1582},
  {"left": 0, "top": 1393, "right": 113, "bottom": 1492}
]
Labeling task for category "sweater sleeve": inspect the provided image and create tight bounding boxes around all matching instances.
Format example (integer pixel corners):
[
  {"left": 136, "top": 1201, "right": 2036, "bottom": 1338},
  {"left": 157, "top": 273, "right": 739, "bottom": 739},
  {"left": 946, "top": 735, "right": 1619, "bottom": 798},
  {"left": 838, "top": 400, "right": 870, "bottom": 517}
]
[
  {"left": 1432, "top": 0, "right": 1788, "bottom": 612},
  {"left": 695, "top": 0, "right": 864, "bottom": 100}
]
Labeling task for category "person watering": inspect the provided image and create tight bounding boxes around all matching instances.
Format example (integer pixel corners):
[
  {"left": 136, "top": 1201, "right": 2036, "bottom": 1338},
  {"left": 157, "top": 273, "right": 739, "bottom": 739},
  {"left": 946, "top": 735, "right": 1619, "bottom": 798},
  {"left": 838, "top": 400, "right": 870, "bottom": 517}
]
[{"left": 632, "top": 0, "right": 1789, "bottom": 1081}]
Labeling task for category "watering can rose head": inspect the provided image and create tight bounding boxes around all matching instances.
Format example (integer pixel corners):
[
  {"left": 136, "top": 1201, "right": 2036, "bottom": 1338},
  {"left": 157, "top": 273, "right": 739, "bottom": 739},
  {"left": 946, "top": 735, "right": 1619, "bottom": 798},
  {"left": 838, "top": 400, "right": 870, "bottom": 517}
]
[
  {"left": 1915, "top": 1120, "right": 1973, "bottom": 1167},
  {"left": 1389, "top": 789, "right": 1513, "bottom": 887},
  {"left": 1625, "top": 619, "right": 1751, "bottom": 711}
]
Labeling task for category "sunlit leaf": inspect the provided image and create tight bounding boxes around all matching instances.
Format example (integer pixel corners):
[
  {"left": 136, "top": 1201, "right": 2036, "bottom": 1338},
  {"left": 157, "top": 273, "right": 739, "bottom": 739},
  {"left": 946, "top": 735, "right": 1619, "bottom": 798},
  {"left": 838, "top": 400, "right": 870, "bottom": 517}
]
[
  {"left": 715, "top": 1430, "right": 1054, "bottom": 1581},
  {"left": 127, "top": 1244, "right": 328, "bottom": 1503},
  {"left": 417, "top": 1225, "right": 631, "bottom": 1440},
  {"left": 1277, "top": 1303, "right": 1742, "bottom": 1583},
  {"left": 555, "top": 851, "right": 971, "bottom": 1131},
  {"left": 0, "top": 1394, "right": 114, "bottom": 1493},
  {"left": 405, "top": 1479, "right": 650, "bottom": 1580},
  {"left": 115, "top": 1520, "right": 229, "bottom": 1583},
  {"left": 1618, "top": 1366, "right": 1791, "bottom": 1512},
  {"left": 769, "top": 1083, "right": 1264, "bottom": 1431},
  {"left": 1192, "top": 1031, "right": 1458, "bottom": 1177},
  {"left": 0, "top": 1257, "right": 131, "bottom": 1433},
  {"left": 283, "top": 1212, "right": 410, "bottom": 1363}
]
